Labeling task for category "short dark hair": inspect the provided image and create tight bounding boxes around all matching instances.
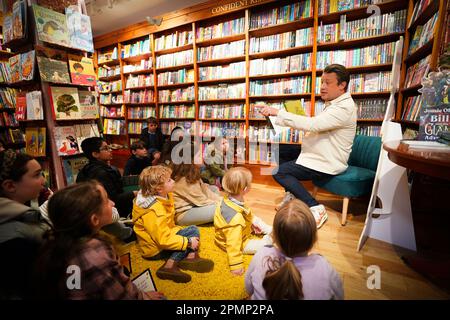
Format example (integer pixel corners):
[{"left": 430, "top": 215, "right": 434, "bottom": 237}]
[
  {"left": 323, "top": 64, "right": 350, "bottom": 91},
  {"left": 146, "top": 117, "right": 158, "bottom": 125},
  {"left": 130, "top": 140, "right": 146, "bottom": 151},
  {"left": 80, "top": 137, "right": 104, "bottom": 160}
]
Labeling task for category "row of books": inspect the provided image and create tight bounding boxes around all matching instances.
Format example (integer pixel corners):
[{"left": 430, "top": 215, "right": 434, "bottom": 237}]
[
  {"left": 250, "top": 77, "right": 311, "bottom": 96},
  {"left": 98, "top": 65, "right": 121, "bottom": 78},
  {"left": 0, "top": 87, "right": 18, "bottom": 109},
  {"left": 156, "top": 49, "right": 194, "bottom": 68},
  {"left": 123, "top": 58, "right": 153, "bottom": 74},
  {"left": 98, "top": 80, "right": 122, "bottom": 93},
  {"left": 409, "top": 0, "right": 434, "bottom": 28},
  {"left": 159, "top": 121, "right": 195, "bottom": 135},
  {"left": 128, "top": 122, "right": 145, "bottom": 134},
  {"left": 0, "top": 50, "right": 35, "bottom": 83},
  {"left": 198, "top": 83, "right": 246, "bottom": 100},
  {"left": 0, "top": 111, "right": 19, "bottom": 127},
  {"left": 199, "top": 62, "right": 246, "bottom": 81},
  {"left": 249, "top": 143, "right": 275, "bottom": 164},
  {"left": 318, "top": 0, "right": 384, "bottom": 16},
  {"left": 199, "top": 122, "right": 246, "bottom": 138},
  {"left": 103, "top": 118, "right": 126, "bottom": 135},
  {"left": 249, "top": 28, "right": 313, "bottom": 53},
  {"left": 49, "top": 86, "right": 98, "bottom": 120},
  {"left": 315, "top": 42, "right": 395, "bottom": 69},
  {"left": 128, "top": 106, "right": 156, "bottom": 119},
  {"left": 160, "top": 105, "right": 196, "bottom": 119},
  {"left": 250, "top": 0, "right": 312, "bottom": 29},
  {"left": 121, "top": 38, "right": 151, "bottom": 58},
  {"left": 348, "top": 71, "right": 392, "bottom": 93},
  {"left": 355, "top": 99, "right": 388, "bottom": 120},
  {"left": 356, "top": 125, "right": 381, "bottom": 137},
  {"left": 100, "top": 93, "right": 123, "bottom": 105},
  {"left": 197, "top": 40, "right": 245, "bottom": 61},
  {"left": 408, "top": 12, "right": 438, "bottom": 55},
  {"left": 249, "top": 53, "right": 311, "bottom": 76},
  {"left": 15, "top": 91, "right": 44, "bottom": 121},
  {"left": 248, "top": 123, "right": 304, "bottom": 144},
  {"left": 158, "top": 87, "right": 195, "bottom": 102},
  {"left": 402, "top": 95, "right": 424, "bottom": 122},
  {"left": 157, "top": 69, "right": 194, "bottom": 85},
  {"left": 126, "top": 74, "right": 154, "bottom": 88},
  {"left": 198, "top": 104, "right": 245, "bottom": 119},
  {"left": 249, "top": 101, "right": 284, "bottom": 118},
  {"left": 317, "top": 10, "right": 407, "bottom": 43},
  {"left": 197, "top": 17, "right": 245, "bottom": 41},
  {"left": 124, "top": 89, "right": 154, "bottom": 104},
  {"left": 98, "top": 47, "right": 118, "bottom": 63},
  {"left": 404, "top": 55, "right": 430, "bottom": 88},
  {"left": 24, "top": 127, "right": 46, "bottom": 157},
  {"left": 2, "top": 0, "right": 26, "bottom": 44},
  {"left": 0, "top": 128, "right": 25, "bottom": 144},
  {"left": 100, "top": 105, "right": 125, "bottom": 118},
  {"left": 155, "top": 31, "right": 194, "bottom": 51},
  {"left": 54, "top": 124, "right": 100, "bottom": 156}
]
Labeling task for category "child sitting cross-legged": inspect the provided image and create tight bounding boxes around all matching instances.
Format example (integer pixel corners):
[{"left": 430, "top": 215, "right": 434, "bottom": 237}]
[
  {"left": 214, "top": 167, "right": 272, "bottom": 276},
  {"left": 132, "top": 165, "right": 214, "bottom": 283}
]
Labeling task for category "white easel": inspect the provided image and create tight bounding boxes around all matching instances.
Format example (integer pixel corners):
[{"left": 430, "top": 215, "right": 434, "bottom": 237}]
[{"left": 357, "top": 37, "right": 417, "bottom": 252}]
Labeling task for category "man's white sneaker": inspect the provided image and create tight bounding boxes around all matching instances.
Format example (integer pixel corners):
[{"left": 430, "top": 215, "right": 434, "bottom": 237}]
[
  {"left": 276, "top": 192, "right": 296, "bottom": 211},
  {"left": 310, "top": 204, "right": 328, "bottom": 229}
]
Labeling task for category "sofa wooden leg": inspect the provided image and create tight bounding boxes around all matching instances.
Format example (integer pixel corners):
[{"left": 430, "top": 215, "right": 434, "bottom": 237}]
[
  {"left": 312, "top": 186, "right": 318, "bottom": 198},
  {"left": 342, "top": 197, "right": 349, "bottom": 226}
]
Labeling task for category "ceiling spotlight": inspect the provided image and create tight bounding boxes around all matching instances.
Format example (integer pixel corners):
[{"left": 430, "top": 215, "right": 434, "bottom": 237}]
[{"left": 146, "top": 16, "right": 162, "bottom": 26}]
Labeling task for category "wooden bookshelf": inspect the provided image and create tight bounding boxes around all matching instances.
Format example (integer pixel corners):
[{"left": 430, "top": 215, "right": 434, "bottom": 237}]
[{"left": 94, "top": 0, "right": 448, "bottom": 162}]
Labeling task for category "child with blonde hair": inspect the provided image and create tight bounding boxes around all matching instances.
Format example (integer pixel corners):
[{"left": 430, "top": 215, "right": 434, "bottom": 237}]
[
  {"left": 214, "top": 167, "right": 272, "bottom": 276},
  {"left": 133, "top": 165, "right": 213, "bottom": 283},
  {"left": 245, "top": 199, "right": 343, "bottom": 300}
]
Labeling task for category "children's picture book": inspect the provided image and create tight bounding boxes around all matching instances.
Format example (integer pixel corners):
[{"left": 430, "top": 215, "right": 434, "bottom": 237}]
[
  {"left": 418, "top": 104, "right": 450, "bottom": 141},
  {"left": 74, "top": 123, "right": 98, "bottom": 147},
  {"left": 37, "top": 127, "right": 46, "bottom": 156},
  {"left": 62, "top": 156, "right": 88, "bottom": 185},
  {"left": 66, "top": 8, "right": 94, "bottom": 52},
  {"left": 9, "top": 54, "right": 20, "bottom": 83},
  {"left": 54, "top": 126, "right": 80, "bottom": 156},
  {"left": 78, "top": 90, "right": 99, "bottom": 119},
  {"left": 35, "top": 44, "right": 67, "bottom": 60},
  {"left": 2, "top": 14, "right": 13, "bottom": 44},
  {"left": 26, "top": 91, "right": 44, "bottom": 120},
  {"left": 119, "top": 253, "right": 132, "bottom": 277},
  {"left": 25, "top": 127, "right": 39, "bottom": 156},
  {"left": 37, "top": 56, "right": 71, "bottom": 83},
  {"left": 132, "top": 269, "right": 157, "bottom": 292},
  {"left": 49, "top": 86, "right": 81, "bottom": 120},
  {"left": 68, "top": 55, "right": 96, "bottom": 86},
  {"left": 20, "top": 50, "right": 35, "bottom": 81},
  {"left": 12, "top": 0, "right": 26, "bottom": 40},
  {"left": 32, "top": 4, "right": 70, "bottom": 47},
  {"left": 15, "top": 92, "right": 27, "bottom": 120}
]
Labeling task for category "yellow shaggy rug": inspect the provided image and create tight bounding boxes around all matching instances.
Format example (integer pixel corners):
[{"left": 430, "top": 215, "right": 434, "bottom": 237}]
[{"left": 117, "top": 225, "right": 253, "bottom": 300}]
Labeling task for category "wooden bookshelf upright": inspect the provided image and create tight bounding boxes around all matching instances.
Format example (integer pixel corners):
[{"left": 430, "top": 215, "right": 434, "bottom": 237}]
[{"left": 93, "top": 0, "right": 448, "bottom": 165}]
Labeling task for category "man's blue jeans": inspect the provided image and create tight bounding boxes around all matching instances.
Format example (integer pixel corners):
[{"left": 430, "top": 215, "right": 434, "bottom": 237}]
[{"left": 273, "top": 160, "right": 334, "bottom": 207}]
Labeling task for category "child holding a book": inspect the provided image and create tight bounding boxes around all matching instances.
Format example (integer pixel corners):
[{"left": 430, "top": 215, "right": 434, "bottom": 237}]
[
  {"left": 245, "top": 199, "right": 344, "bottom": 300},
  {"left": 133, "top": 165, "right": 214, "bottom": 283},
  {"left": 214, "top": 167, "right": 272, "bottom": 276}
]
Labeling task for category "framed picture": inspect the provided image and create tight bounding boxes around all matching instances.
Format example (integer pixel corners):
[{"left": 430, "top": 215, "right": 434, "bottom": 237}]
[{"left": 132, "top": 268, "right": 157, "bottom": 292}]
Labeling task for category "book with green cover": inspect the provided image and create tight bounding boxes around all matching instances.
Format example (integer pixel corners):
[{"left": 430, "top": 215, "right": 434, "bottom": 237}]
[{"left": 33, "top": 4, "right": 70, "bottom": 47}]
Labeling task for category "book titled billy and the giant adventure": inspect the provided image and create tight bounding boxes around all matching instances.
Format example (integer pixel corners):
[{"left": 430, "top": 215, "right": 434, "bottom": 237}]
[{"left": 418, "top": 104, "right": 450, "bottom": 141}]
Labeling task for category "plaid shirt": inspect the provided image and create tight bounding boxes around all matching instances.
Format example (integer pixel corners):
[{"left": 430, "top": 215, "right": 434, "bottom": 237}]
[{"left": 64, "top": 238, "right": 143, "bottom": 300}]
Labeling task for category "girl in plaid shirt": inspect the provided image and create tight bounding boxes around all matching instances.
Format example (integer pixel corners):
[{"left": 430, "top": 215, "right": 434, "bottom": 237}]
[{"left": 35, "top": 181, "right": 165, "bottom": 300}]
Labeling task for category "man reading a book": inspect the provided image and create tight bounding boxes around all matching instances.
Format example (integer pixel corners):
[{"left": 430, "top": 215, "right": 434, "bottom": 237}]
[{"left": 259, "top": 64, "right": 356, "bottom": 229}]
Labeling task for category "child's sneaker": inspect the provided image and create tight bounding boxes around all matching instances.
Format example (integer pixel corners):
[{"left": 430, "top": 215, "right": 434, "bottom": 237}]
[
  {"left": 276, "top": 192, "right": 295, "bottom": 211},
  {"left": 156, "top": 265, "right": 191, "bottom": 283},
  {"left": 178, "top": 255, "right": 214, "bottom": 273},
  {"left": 310, "top": 204, "right": 328, "bottom": 229}
]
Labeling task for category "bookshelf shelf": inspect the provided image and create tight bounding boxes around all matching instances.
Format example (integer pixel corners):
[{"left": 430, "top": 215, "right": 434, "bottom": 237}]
[
  {"left": 125, "top": 85, "right": 155, "bottom": 90},
  {"left": 249, "top": 45, "right": 313, "bottom": 60},
  {"left": 357, "top": 119, "right": 385, "bottom": 122},
  {"left": 408, "top": 0, "right": 440, "bottom": 32},
  {"left": 249, "top": 71, "right": 312, "bottom": 81},
  {"left": 196, "top": 34, "right": 246, "bottom": 47},
  {"left": 250, "top": 94, "right": 311, "bottom": 99},
  {"left": 101, "top": 103, "right": 124, "bottom": 106},
  {"left": 99, "top": 74, "right": 121, "bottom": 82},
  {"left": 121, "top": 52, "right": 152, "bottom": 63},
  {"left": 127, "top": 118, "right": 147, "bottom": 121},
  {"left": 197, "top": 55, "right": 246, "bottom": 67},
  {"left": 318, "top": 0, "right": 406, "bottom": 24},
  {"left": 102, "top": 116, "right": 125, "bottom": 120},
  {"left": 46, "top": 81, "right": 95, "bottom": 88},
  {"left": 156, "top": 82, "right": 194, "bottom": 89},
  {"left": 155, "top": 63, "right": 194, "bottom": 72},
  {"left": 159, "top": 118, "right": 196, "bottom": 121},
  {"left": 125, "top": 102, "right": 156, "bottom": 105},
  {"left": 400, "top": 119, "right": 420, "bottom": 126},
  {"left": 0, "top": 50, "right": 13, "bottom": 58},
  {"left": 158, "top": 100, "right": 195, "bottom": 105},
  {"left": 198, "top": 98, "right": 246, "bottom": 103},
  {"left": 401, "top": 84, "right": 422, "bottom": 94},
  {"left": 249, "top": 17, "right": 314, "bottom": 38},
  {"left": 316, "top": 63, "right": 393, "bottom": 74},
  {"left": 199, "top": 118, "right": 246, "bottom": 121},
  {"left": 154, "top": 43, "right": 193, "bottom": 56},
  {"left": 98, "top": 59, "right": 120, "bottom": 67},
  {"left": 123, "top": 69, "right": 153, "bottom": 76},
  {"left": 317, "top": 32, "right": 405, "bottom": 51},
  {"left": 198, "top": 77, "right": 246, "bottom": 85},
  {"left": 405, "top": 38, "right": 434, "bottom": 65},
  {"left": 248, "top": 118, "right": 266, "bottom": 121}
]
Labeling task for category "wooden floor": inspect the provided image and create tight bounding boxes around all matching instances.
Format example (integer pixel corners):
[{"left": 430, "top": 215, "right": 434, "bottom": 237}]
[{"left": 246, "top": 182, "right": 449, "bottom": 300}]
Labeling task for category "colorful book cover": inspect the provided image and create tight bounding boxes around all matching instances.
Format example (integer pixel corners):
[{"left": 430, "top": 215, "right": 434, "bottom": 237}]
[
  {"left": 35, "top": 44, "right": 67, "bottom": 60},
  {"left": 65, "top": 9, "right": 94, "bottom": 52},
  {"left": 37, "top": 127, "right": 46, "bottom": 156},
  {"left": 32, "top": 4, "right": 70, "bottom": 47},
  {"left": 26, "top": 91, "right": 44, "bottom": 120},
  {"left": 2, "top": 14, "right": 13, "bottom": 44},
  {"left": 49, "top": 86, "right": 81, "bottom": 120},
  {"left": 418, "top": 104, "right": 450, "bottom": 141},
  {"left": 21, "top": 50, "right": 35, "bottom": 81},
  {"left": 68, "top": 55, "right": 97, "bottom": 86},
  {"left": 54, "top": 126, "right": 79, "bottom": 156},
  {"left": 63, "top": 156, "right": 88, "bottom": 185},
  {"left": 25, "top": 127, "right": 39, "bottom": 156},
  {"left": 36, "top": 56, "right": 71, "bottom": 83},
  {"left": 9, "top": 54, "right": 20, "bottom": 83},
  {"left": 78, "top": 90, "right": 99, "bottom": 119},
  {"left": 15, "top": 92, "right": 27, "bottom": 120},
  {"left": 12, "top": 0, "right": 25, "bottom": 40}
]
